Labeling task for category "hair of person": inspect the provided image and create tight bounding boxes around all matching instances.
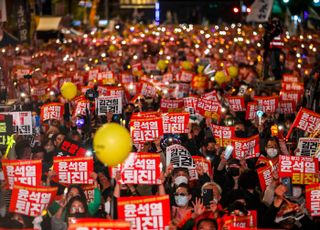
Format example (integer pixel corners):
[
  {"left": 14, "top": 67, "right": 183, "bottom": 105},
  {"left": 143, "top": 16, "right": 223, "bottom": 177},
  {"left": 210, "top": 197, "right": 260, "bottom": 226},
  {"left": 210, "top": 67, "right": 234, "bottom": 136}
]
[
  {"left": 66, "top": 184, "right": 87, "bottom": 200},
  {"left": 196, "top": 217, "right": 218, "bottom": 230},
  {"left": 65, "top": 196, "right": 89, "bottom": 221},
  {"left": 172, "top": 167, "right": 189, "bottom": 177},
  {"left": 265, "top": 136, "right": 280, "bottom": 147},
  {"left": 201, "top": 182, "right": 222, "bottom": 195},
  {"left": 31, "top": 146, "right": 45, "bottom": 154},
  {"left": 176, "top": 183, "right": 191, "bottom": 195},
  {"left": 14, "top": 139, "right": 30, "bottom": 159}
]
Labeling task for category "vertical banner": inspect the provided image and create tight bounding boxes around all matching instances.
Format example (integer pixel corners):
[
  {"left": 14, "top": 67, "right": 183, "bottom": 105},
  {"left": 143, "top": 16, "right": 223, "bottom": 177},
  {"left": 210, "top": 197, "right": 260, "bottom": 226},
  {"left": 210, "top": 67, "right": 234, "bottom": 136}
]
[
  {"left": 246, "top": 0, "right": 274, "bottom": 22},
  {"left": 305, "top": 184, "right": 320, "bottom": 217},
  {"left": 16, "top": 0, "right": 30, "bottom": 42},
  {"left": 118, "top": 195, "right": 171, "bottom": 230},
  {"left": 0, "top": 0, "right": 7, "bottom": 22},
  {"left": 9, "top": 183, "right": 58, "bottom": 217}
]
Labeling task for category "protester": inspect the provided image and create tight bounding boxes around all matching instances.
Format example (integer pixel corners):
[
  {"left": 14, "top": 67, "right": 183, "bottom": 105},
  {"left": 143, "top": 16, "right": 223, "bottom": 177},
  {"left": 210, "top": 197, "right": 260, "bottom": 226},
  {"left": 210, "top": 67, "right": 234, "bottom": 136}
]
[{"left": 0, "top": 21, "right": 319, "bottom": 230}]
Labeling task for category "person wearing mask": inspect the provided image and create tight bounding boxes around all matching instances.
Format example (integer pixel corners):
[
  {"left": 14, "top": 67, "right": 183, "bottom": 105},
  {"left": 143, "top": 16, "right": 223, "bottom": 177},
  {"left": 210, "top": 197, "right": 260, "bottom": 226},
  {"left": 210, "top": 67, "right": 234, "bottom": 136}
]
[{"left": 171, "top": 183, "right": 193, "bottom": 228}]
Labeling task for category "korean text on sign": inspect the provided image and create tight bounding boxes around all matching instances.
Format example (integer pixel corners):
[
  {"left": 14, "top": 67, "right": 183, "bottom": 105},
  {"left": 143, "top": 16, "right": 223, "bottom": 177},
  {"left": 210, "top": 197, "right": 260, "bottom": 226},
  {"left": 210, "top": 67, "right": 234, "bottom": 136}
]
[
  {"left": 278, "top": 155, "right": 319, "bottom": 184},
  {"left": 231, "top": 135, "right": 260, "bottom": 160},
  {"left": 53, "top": 157, "right": 94, "bottom": 184},
  {"left": 68, "top": 219, "right": 131, "bottom": 230},
  {"left": 306, "top": 184, "right": 320, "bottom": 217},
  {"left": 1, "top": 159, "right": 42, "bottom": 189},
  {"left": 162, "top": 112, "right": 189, "bottom": 134},
  {"left": 40, "top": 103, "right": 64, "bottom": 121},
  {"left": 130, "top": 117, "right": 163, "bottom": 144},
  {"left": 113, "top": 152, "right": 161, "bottom": 185},
  {"left": 118, "top": 195, "right": 171, "bottom": 230},
  {"left": 166, "top": 144, "right": 194, "bottom": 168},
  {"left": 9, "top": 183, "right": 57, "bottom": 217},
  {"left": 96, "top": 96, "right": 122, "bottom": 115}
]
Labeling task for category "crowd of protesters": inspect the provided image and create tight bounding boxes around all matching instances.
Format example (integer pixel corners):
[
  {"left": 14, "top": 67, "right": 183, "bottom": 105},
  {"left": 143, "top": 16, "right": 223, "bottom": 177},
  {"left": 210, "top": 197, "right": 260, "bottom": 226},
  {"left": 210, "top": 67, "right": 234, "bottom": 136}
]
[{"left": 0, "top": 21, "right": 319, "bottom": 230}]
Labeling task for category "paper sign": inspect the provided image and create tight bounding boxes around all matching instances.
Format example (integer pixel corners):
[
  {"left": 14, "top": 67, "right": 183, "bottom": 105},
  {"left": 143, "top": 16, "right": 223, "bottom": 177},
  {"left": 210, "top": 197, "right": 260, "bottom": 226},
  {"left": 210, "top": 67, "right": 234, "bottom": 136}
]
[{"left": 162, "top": 112, "right": 189, "bottom": 134}]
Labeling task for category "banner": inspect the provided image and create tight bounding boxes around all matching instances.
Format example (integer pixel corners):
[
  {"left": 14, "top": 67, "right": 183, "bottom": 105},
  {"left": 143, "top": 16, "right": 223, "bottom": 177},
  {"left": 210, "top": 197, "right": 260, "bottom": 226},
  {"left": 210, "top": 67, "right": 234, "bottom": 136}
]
[
  {"left": 112, "top": 152, "right": 161, "bottom": 185},
  {"left": 140, "top": 82, "right": 157, "bottom": 98},
  {"left": 69, "top": 219, "right": 130, "bottom": 230},
  {"left": 280, "top": 90, "right": 303, "bottom": 105},
  {"left": 0, "top": 111, "right": 33, "bottom": 135},
  {"left": 201, "top": 90, "right": 219, "bottom": 102},
  {"left": 196, "top": 98, "right": 221, "bottom": 121},
  {"left": 9, "top": 183, "right": 57, "bottom": 217},
  {"left": 183, "top": 96, "right": 198, "bottom": 115},
  {"left": 130, "top": 117, "right": 163, "bottom": 144},
  {"left": 166, "top": 144, "right": 194, "bottom": 168},
  {"left": 296, "top": 138, "right": 320, "bottom": 157},
  {"left": 96, "top": 96, "right": 122, "bottom": 115},
  {"left": 1, "top": 159, "right": 42, "bottom": 189},
  {"left": 223, "top": 210, "right": 257, "bottom": 229},
  {"left": 282, "top": 74, "right": 299, "bottom": 83},
  {"left": 0, "top": 0, "right": 7, "bottom": 22},
  {"left": 211, "top": 124, "right": 235, "bottom": 147},
  {"left": 53, "top": 157, "right": 94, "bottom": 184},
  {"left": 40, "top": 103, "right": 64, "bottom": 121},
  {"left": 160, "top": 99, "right": 184, "bottom": 113},
  {"left": 305, "top": 184, "right": 320, "bottom": 217},
  {"left": 226, "top": 96, "right": 246, "bottom": 112},
  {"left": 117, "top": 195, "right": 171, "bottom": 230},
  {"left": 278, "top": 155, "right": 319, "bottom": 184},
  {"left": 254, "top": 96, "right": 279, "bottom": 114},
  {"left": 286, "top": 107, "right": 320, "bottom": 139},
  {"left": 16, "top": 0, "right": 30, "bottom": 42},
  {"left": 0, "top": 114, "right": 13, "bottom": 148},
  {"left": 73, "top": 100, "right": 90, "bottom": 117},
  {"left": 257, "top": 165, "right": 273, "bottom": 192},
  {"left": 279, "top": 100, "right": 296, "bottom": 114},
  {"left": 58, "top": 138, "right": 88, "bottom": 157},
  {"left": 231, "top": 135, "right": 260, "bottom": 160},
  {"left": 162, "top": 112, "right": 189, "bottom": 134},
  {"left": 246, "top": 0, "right": 274, "bottom": 22},
  {"left": 281, "top": 82, "right": 304, "bottom": 92},
  {"left": 189, "top": 156, "right": 213, "bottom": 180},
  {"left": 245, "top": 102, "right": 258, "bottom": 120}
]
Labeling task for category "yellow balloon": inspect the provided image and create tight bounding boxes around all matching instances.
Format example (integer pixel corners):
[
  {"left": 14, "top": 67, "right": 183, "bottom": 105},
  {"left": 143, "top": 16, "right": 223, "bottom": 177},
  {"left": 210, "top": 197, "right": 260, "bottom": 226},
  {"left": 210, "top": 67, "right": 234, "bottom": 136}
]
[
  {"left": 60, "top": 82, "right": 77, "bottom": 100},
  {"left": 228, "top": 66, "right": 238, "bottom": 79},
  {"left": 93, "top": 123, "right": 132, "bottom": 166},
  {"left": 214, "top": 71, "right": 226, "bottom": 85},
  {"left": 182, "top": 61, "right": 192, "bottom": 71},
  {"left": 157, "top": 60, "right": 167, "bottom": 71}
]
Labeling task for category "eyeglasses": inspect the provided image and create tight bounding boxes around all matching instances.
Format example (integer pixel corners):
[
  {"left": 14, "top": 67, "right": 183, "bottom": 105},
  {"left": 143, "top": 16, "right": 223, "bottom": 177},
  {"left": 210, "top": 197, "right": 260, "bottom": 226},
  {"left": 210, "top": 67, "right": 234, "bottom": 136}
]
[{"left": 174, "top": 193, "right": 188, "bottom": 196}]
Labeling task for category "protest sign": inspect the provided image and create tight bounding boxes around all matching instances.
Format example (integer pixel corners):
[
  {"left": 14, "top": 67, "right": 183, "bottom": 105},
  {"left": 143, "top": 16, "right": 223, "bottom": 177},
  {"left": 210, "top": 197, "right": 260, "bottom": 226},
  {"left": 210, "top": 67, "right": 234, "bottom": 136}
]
[
  {"left": 305, "top": 184, "right": 320, "bottom": 217},
  {"left": 162, "top": 112, "right": 189, "bottom": 134}
]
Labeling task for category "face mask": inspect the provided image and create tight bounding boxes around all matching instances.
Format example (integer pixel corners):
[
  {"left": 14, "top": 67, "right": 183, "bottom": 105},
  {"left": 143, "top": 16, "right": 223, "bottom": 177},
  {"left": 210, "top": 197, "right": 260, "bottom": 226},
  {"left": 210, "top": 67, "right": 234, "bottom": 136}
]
[
  {"left": 105, "top": 201, "right": 111, "bottom": 214},
  {"left": 174, "top": 176, "right": 188, "bottom": 186},
  {"left": 69, "top": 212, "right": 87, "bottom": 219},
  {"left": 175, "top": 195, "right": 189, "bottom": 207},
  {"left": 228, "top": 167, "right": 240, "bottom": 177},
  {"left": 292, "top": 186, "right": 302, "bottom": 198},
  {"left": 266, "top": 148, "right": 278, "bottom": 158}
]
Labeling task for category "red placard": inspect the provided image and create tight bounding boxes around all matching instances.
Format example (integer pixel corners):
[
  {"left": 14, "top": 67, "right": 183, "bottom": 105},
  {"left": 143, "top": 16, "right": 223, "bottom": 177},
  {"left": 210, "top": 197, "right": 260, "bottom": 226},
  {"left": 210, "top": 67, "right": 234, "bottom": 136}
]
[
  {"left": 226, "top": 96, "right": 246, "bottom": 112},
  {"left": 82, "top": 184, "right": 96, "bottom": 204},
  {"left": 279, "top": 100, "right": 296, "bottom": 114},
  {"left": 257, "top": 165, "right": 273, "bottom": 192},
  {"left": 97, "top": 86, "right": 125, "bottom": 98},
  {"left": 160, "top": 99, "right": 184, "bottom": 113},
  {"left": 59, "top": 139, "right": 88, "bottom": 157},
  {"left": 1, "top": 159, "right": 42, "bottom": 189},
  {"left": 183, "top": 96, "right": 198, "bottom": 114},
  {"left": 231, "top": 135, "right": 260, "bottom": 160},
  {"left": 286, "top": 107, "right": 320, "bottom": 139},
  {"left": 201, "top": 90, "right": 219, "bottom": 101},
  {"left": 69, "top": 219, "right": 131, "bottom": 230},
  {"left": 140, "top": 81, "right": 157, "bottom": 98},
  {"left": 112, "top": 152, "right": 161, "bottom": 185},
  {"left": 73, "top": 99, "right": 90, "bottom": 117},
  {"left": 305, "top": 184, "right": 320, "bottom": 217},
  {"left": 40, "top": 103, "right": 64, "bottom": 121},
  {"left": 222, "top": 210, "right": 257, "bottom": 229},
  {"left": 278, "top": 155, "right": 319, "bottom": 184},
  {"left": 120, "top": 72, "right": 134, "bottom": 84},
  {"left": 131, "top": 112, "right": 160, "bottom": 119},
  {"left": 281, "top": 82, "right": 304, "bottom": 92},
  {"left": 176, "top": 70, "right": 194, "bottom": 82},
  {"left": 196, "top": 97, "right": 221, "bottom": 121},
  {"left": 9, "top": 183, "right": 58, "bottom": 217},
  {"left": 253, "top": 96, "right": 279, "bottom": 114},
  {"left": 117, "top": 195, "right": 171, "bottom": 230},
  {"left": 191, "top": 156, "right": 213, "bottom": 179},
  {"left": 130, "top": 117, "right": 163, "bottom": 144},
  {"left": 211, "top": 124, "right": 235, "bottom": 147},
  {"left": 245, "top": 101, "right": 258, "bottom": 120},
  {"left": 162, "top": 112, "right": 189, "bottom": 134},
  {"left": 97, "top": 71, "right": 115, "bottom": 85},
  {"left": 282, "top": 74, "right": 299, "bottom": 83},
  {"left": 280, "top": 90, "right": 303, "bottom": 105},
  {"left": 53, "top": 157, "right": 94, "bottom": 184}
]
